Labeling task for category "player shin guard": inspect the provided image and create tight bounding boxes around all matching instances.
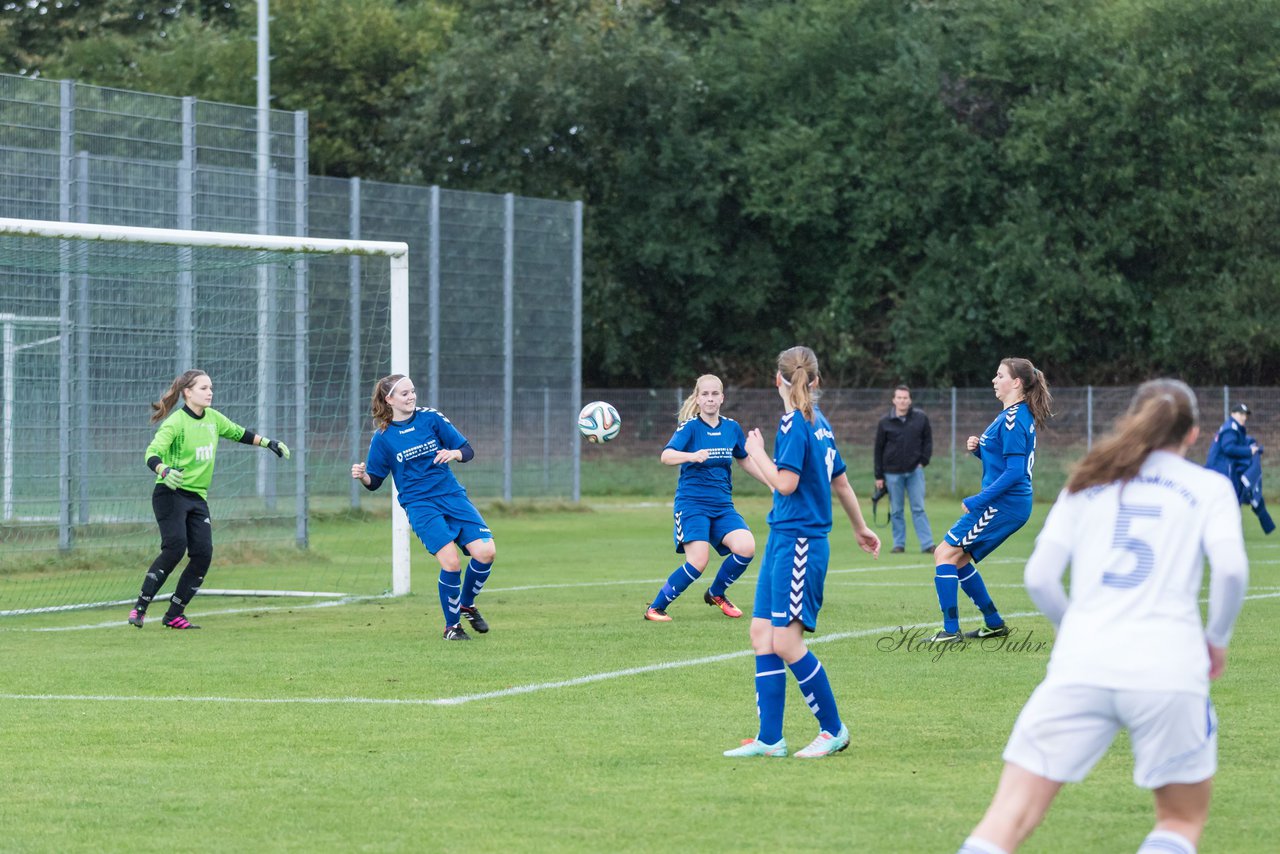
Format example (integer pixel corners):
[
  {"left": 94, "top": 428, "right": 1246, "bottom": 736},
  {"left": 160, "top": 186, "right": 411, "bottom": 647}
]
[
  {"left": 708, "top": 553, "right": 752, "bottom": 598},
  {"left": 460, "top": 559, "right": 492, "bottom": 608},
  {"left": 1137, "top": 830, "right": 1196, "bottom": 854},
  {"left": 958, "top": 564, "right": 1003, "bottom": 628},
  {"left": 935, "top": 564, "right": 961, "bottom": 633},
  {"left": 438, "top": 569, "right": 462, "bottom": 627},
  {"left": 755, "top": 654, "right": 787, "bottom": 745},
  {"left": 789, "top": 651, "right": 841, "bottom": 735},
  {"left": 650, "top": 561, "right": 702, "bottom": 610}
]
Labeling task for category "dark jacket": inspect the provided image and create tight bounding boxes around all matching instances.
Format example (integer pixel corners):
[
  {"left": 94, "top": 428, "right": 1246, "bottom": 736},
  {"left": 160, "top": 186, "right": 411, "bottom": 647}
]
[{"left": 874, "top": 407, "right": 932, "bottom": 478}]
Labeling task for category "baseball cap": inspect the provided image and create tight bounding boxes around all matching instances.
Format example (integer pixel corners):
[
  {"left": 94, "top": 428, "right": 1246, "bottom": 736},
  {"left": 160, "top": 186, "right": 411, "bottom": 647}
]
[{"left": 1231, "top": 403, "right": 1251, "bottom": 415}]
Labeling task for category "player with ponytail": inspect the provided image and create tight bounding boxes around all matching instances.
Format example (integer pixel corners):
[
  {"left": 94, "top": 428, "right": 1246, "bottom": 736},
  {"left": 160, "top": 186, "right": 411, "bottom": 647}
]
[
  {"left": 645, "top": 374, "right": 770, "bottom": 621},
  {"left": 958, "top": 379, "right": 1248, "bottom": 854},
  {"left": 725, "top": 346, "right": 880, "bottom": 759},
  {"left": 352, "top": 374, "right": 495, "bottom": 641},
  {"left": 129, "top": 370, "right": 290, "bottom": 629},
  {"left": 928, "top": 357, "right": 1053, "bottom": 642}
]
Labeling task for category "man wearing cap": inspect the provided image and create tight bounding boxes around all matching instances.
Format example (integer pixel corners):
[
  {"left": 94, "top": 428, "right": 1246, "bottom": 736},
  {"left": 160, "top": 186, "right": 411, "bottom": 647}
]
[{"left": 1206, "top": 402, "right": 1275, "bottom": 534}]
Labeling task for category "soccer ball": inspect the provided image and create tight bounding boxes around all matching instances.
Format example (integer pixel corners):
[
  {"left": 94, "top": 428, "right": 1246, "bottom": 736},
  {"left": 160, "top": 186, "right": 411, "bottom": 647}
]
[{"left": 578, "top": 400, "right": 621, "bottom": 443}]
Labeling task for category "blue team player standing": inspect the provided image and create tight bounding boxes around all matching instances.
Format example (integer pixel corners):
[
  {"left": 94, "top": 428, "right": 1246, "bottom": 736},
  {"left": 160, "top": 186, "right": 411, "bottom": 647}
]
[
  {"left": 929, "top": 357, "right": 1053, "bottom": 643},
  {"left": 352, "top": 374, "right": 496, "bottom": 641},
  {"left": 646, "top": 374, "right": 771, "bottom": 622},
  {"left": 724, "top": 346, "right": 880, "bottom": 759}
]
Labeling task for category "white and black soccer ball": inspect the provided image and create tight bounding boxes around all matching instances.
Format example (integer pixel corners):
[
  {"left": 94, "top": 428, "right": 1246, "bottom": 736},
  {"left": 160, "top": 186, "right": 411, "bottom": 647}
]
[{"left": 578, "top": 400, "right": 621, "bottom": 443}]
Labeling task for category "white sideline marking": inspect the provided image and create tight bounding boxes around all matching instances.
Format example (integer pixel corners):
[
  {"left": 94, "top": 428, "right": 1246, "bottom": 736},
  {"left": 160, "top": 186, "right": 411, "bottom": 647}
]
[
  {"left": 3, "top": 594, "right": 1278, "bottom": 708},
  {"left": 0, "top": 610, "right": 1038, "bottom": 709},
  {"left": 3, "top": 594, "right": 394, "bottom": 632}
]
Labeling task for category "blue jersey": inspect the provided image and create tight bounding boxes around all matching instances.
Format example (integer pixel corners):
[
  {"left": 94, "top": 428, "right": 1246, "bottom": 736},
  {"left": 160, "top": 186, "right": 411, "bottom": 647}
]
[
  {"left": 665, "top": 416, "right": 748, "bottom": 511},
  {"left": 365, "top": 408, "right": 469, "bottom": 508},
  {"left": 766, "top": 407, "right": 847, "bottom": 536},
  {"left": 966, "top": 402, "right": 1036, "bottom": 512}
]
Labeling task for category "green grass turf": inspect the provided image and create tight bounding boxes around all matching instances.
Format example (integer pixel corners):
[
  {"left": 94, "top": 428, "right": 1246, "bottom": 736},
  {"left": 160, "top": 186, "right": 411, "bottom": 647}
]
[{"left": 1, "top": 495, "right": 1277, "bottom": 852}]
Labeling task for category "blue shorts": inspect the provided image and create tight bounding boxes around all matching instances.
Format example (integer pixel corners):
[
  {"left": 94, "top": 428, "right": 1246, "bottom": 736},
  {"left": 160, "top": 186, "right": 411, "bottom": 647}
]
[
  {"left": 752, "top": 532, "right": 830, "bottom": 632},
  {"left": 673, "top": 506, "right": 749, "bottom": 556},
  {"left": 944, "top": 502, "right": 1030, "bottom": 563},
  {"left": 405, "top": 493, "right": 492, "bottom": 556}
]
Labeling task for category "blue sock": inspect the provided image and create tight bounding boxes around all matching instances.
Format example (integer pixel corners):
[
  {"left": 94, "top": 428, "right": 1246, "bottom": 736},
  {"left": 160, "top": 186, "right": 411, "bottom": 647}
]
[
  {"left": 438, "top": 569, "right": 462, "bottom": 627},
  {"left": 754, "top": 654, "right": 787, "bottom": 744},
  {"left": 708, "top": 553, "right": 752, "bottom": 597},
  {"left": 958, "top": 564, "right": 1002, "bottom": 627},
  {"left": 789, "top": 651, "right": 841, "bottom": 735},
  {"left": 460, "top": 558, "right": 492, "bottom": 608},
  {"left": 650, "top": 561, "right": 701, "bottom": 610},
  {"left": 935, "top": 563, "right": 960, "bottom": 633}
]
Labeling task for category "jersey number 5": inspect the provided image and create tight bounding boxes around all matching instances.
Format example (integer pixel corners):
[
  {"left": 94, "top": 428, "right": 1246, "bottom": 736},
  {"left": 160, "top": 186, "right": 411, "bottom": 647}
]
[{"left": 1101, "top": 503, "right": 1162, "bottom": 589}]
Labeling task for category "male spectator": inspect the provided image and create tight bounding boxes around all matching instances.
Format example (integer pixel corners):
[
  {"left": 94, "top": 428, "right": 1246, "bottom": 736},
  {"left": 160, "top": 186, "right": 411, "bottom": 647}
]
[
  {"left": 874, "top": 386, "right": 936, "bottom": 553},
  {"left": 1206, "top": 402, "right": 1275, "bottom": 534}
]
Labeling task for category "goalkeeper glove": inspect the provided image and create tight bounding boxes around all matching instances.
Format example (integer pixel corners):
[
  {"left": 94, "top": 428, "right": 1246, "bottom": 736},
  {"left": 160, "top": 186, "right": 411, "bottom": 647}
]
[
  {"left": 158, "top": 466, "right": 184, "bottom": 490},
  {"left": 261, "top": 437, "right": 290, "bottom": 460}
]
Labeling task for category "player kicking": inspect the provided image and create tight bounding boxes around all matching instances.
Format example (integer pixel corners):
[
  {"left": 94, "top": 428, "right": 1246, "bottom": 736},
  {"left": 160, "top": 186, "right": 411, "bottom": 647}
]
[
  {"left": 723, "top": 346, "right": 879, "bottom": 759},
  {"left": 958, "top": 380, "right": 1248, "bottom": 854},
  {"left": 929, "top": 357, "right": 1053, "bottom": 642},
  {"left": 645, "top": 374, "right": 770, "bottom": 622},
  {"left": 352, "top": 374, "right": 495, "bottom": 641}
]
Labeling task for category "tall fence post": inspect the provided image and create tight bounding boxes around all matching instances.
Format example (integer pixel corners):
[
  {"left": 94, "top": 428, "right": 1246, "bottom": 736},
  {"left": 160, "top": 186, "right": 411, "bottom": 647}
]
[
  {"left": 949, "top": 386, "right": 957, "bottom": 495},
  {"left": 1086, "top": 385, "right": 1094, "bottom": 450},
  {"left": 571, "top": 201, "right": 583, "bottom": 502},
  {"left": 1223, "top": 385, "right": 1230, "bottom": 422},
  {"left": 347, "top": 177, "right": 362, "bottom": 509},
  {"left": 75, "top": 151, "right": 90, "bottom": 527},
  {"left": 177, "top": 96, "right": 195, "bottom": 369},
  {"left": 502, "top": 192, "right": 515, "bottom": 503},
  {"left": 428, "top": 186, "right": 441, "bottom": 410},
  {"left": 293, "top": 109, "right": 309, "bottom": 549},
  {"left": 56, "top": 79, "right": 74, "bottom": 550}
]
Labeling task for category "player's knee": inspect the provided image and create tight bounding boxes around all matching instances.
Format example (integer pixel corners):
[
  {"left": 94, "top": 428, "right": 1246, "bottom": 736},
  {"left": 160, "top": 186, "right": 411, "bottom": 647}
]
[{"left": 470, "top": 540, "right": 496, "bottom": 564}]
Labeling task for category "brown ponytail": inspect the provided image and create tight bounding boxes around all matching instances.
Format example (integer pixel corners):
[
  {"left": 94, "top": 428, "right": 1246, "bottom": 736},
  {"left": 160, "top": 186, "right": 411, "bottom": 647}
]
[
  {"left": 370, "top": 374, "right": 406, "bottom": 431},
  {"left": 150, "top": 369, "right": 207, "bottom": 424},
  {"left": 1002, "top": 357, "right": 1053, "bottom": 428},
  {"left": 1066, "top": 379, "right": 1198, "bottom": 493}
]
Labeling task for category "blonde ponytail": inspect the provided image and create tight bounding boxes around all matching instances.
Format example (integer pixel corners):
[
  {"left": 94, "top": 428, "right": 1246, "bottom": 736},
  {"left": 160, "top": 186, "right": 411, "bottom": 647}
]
[{"left": 1066, "top": 379, "right": 1198, "bottom": 493}]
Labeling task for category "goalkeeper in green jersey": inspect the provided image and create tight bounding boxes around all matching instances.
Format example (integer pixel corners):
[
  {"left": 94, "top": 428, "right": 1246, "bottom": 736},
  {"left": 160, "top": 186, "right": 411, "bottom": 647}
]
[{"left": 128, "top": 369, "right": 290, "bottom": 630}]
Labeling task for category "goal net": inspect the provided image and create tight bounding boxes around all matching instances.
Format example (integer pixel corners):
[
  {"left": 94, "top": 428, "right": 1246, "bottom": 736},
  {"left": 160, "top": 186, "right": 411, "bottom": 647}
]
[{"left": 0, "top": 217, "right": 412, "bottom": 623}]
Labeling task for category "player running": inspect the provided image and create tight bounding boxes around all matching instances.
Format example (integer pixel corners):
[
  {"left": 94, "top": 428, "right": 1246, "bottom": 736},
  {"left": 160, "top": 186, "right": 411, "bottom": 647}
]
[
  {"left": 958, "top": 379, "right": 1248, "bottom": 854},
  {"left": 645, "top": 374, "right": 770, "bottom": 622},
  {"left": 929, "top": 357, "right": 1052, "bottom": 643},
  {"left": 352, "top": 374, "right": 495, "bottom": 641}
]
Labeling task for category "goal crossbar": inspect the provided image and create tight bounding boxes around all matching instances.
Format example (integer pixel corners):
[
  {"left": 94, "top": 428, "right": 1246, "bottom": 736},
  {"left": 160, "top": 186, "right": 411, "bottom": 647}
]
[{"left": 0, "top": 216, "right": 414, "bottom": 598}]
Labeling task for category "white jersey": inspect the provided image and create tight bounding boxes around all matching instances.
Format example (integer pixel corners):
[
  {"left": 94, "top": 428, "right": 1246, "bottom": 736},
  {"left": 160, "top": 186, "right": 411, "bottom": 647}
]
[{"left": 1034, "top": 450, "right": 1244, "bottom": 694}]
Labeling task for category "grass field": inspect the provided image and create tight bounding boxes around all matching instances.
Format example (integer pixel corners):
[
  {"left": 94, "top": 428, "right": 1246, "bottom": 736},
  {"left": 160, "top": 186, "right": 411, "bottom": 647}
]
[{"left": 2, "top": 495, "right": 1277, "bottom": 853}]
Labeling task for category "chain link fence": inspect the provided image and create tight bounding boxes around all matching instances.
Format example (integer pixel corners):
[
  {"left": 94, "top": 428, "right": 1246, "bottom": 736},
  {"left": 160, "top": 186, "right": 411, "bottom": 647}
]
[
  {"left": 0, "top": 73, "right": 581, "bottom": 564},
  {"left": 584, "top": 385, "right": 1279, "bottom": 502}
]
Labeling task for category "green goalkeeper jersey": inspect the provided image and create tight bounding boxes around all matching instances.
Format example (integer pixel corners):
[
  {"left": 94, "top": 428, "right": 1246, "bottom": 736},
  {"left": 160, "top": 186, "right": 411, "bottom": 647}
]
[{"left": 145, "top": 406, "right": 248, "bottom": 498}]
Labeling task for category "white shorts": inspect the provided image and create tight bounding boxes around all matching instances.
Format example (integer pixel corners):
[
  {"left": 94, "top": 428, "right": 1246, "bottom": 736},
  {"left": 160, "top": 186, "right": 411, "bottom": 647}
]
[{"left": 1003, "top": 682, "right": 1217, "bottom": 789}]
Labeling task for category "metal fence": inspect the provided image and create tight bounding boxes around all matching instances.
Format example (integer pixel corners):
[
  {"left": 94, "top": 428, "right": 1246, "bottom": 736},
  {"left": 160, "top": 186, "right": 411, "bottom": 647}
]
[
  {"left": 585, "top": 385, "right": 1280, "bottom": 501},
  {"left": 0, "top": 73, "right": 581, "bottom": 557}
]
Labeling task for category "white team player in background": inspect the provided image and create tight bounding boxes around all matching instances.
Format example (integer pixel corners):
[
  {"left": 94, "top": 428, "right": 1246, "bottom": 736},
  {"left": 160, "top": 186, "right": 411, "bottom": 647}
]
[{"left": 958, "top": 379, "right": 1248, "bottom": 854}]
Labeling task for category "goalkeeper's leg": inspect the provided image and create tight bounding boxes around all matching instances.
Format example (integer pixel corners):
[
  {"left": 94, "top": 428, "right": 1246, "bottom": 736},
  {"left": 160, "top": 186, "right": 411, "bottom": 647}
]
[
  {"left": 134, "top": 487, "right": 190, "bottom": 616},
  {"left": 163, "top": 498, "right": 213, "bottom": 623}
]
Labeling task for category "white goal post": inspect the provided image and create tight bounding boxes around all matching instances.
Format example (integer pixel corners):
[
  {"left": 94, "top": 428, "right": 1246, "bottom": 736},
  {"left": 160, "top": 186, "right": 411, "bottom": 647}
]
[{"left": 0, "top": 216, "right": 414, "bottom": 598}]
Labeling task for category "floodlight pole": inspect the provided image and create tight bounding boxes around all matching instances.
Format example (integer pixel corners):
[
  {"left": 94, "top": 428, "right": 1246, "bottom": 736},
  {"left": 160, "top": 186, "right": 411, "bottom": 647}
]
[{"left": 256, "top": 0, "right": 272, "bottom": 498}]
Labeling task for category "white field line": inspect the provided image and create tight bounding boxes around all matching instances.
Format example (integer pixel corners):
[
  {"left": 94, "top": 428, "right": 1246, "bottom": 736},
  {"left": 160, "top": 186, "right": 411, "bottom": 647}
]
[
  {"left": 0, "top": 610, "right": 1041, "bottom": 709},
  {"left": 4, "top": 592, "right": 1278, "bottom": 709}
]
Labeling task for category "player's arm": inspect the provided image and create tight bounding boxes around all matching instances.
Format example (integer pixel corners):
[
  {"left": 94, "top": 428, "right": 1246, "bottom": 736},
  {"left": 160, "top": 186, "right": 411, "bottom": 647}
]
[
  {"left": 144, "top": 421, "right": 185, "bottom": 488},
  {"left": 735, "top": 454, "right": 771, "bottom": 488},
  {"left": 433, "top": 443, "right": 474, "bottom": 464},
  {"left": 744, "top": 428, "right": 797, "bottom": 494},
  {"left": 833, "top": 472, "right": 880, "bottom": 557},
  {"left": 1023, "top": 497, "right": 1072, "bottom": 628},
  {"left": 1203, "top": 487, "right": 1250, "bottom": 679},
  {"left": 962, "top": 454, "right": 1026, "bottom": 511}
]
